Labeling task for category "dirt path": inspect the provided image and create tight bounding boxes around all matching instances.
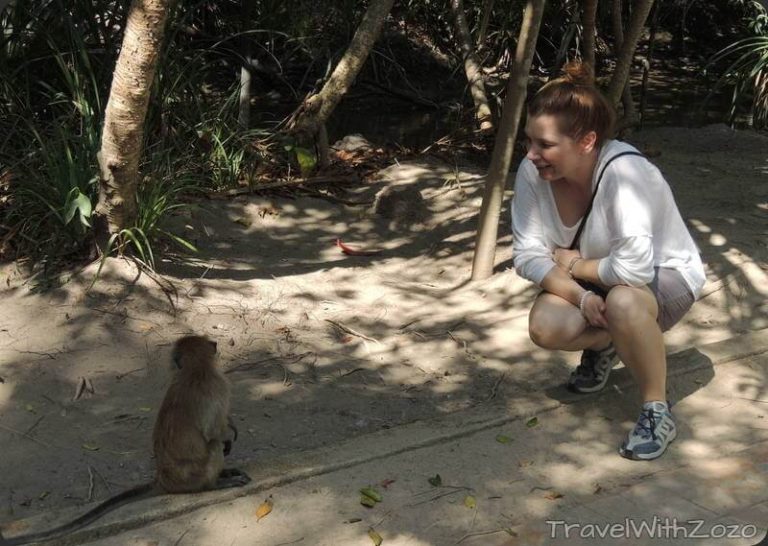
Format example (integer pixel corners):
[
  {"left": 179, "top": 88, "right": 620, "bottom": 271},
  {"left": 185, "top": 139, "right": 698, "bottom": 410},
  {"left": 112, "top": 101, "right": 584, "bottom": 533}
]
[{"left": 0, "top": 125, "right": 766, "bottom": 527}]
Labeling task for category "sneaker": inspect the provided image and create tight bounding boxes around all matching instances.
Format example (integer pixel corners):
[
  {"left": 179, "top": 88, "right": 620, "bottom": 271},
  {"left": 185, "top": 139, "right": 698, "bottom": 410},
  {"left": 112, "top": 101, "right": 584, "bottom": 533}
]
[
  {"left": 619, "top": 401, "right": 677, "bottom": 461},
  {"left": 567, "top": 343, "right": 619, "bottom": 393}
]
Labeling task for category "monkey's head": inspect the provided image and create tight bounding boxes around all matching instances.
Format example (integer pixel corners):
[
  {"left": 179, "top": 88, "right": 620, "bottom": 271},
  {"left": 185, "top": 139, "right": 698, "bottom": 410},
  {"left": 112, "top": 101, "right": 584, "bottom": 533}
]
[{"left": 172, "top": 335, "right": 218, "bottom": 370}]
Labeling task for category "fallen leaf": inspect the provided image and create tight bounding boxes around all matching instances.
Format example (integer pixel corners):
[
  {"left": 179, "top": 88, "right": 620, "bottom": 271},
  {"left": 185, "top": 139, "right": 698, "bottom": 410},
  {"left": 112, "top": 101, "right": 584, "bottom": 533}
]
[
  {"left": 344, "top": 518, "right": 362, "bottom": 524},
  {"left": 495, "top": 434, "right": 513, "bottom": 444},
  {"left": 464, "top": 495, "right": 477, "bottom": 509},
  {"left": 25, "top": 404, "right": 36, "bottom": 413},
  {"left": 518, "top": 460, "right": 534, "bottom": 467},
  {"left": 380, "top": 479, "right": 396, "bottom": 489},
  {"left": 255, "top": 497, "right": 273, "bottom": 521},
  {"left": 525, "top": 417, "right": 539, "bottom": 428},
  {"left": 81, "top": 444, "right": 100, "bottom": 451},
  {"left": 360, "top": 495, "right": 377, "bottom": 508},
  {"left": 593, "top": 484, "right": 603, "bottom": 494},
  {"left": 544, "top": 491, "right": 563, "bottom": 500},
  {"left": 427, "top": 474, "right": 442, "bottom": 487},
  {"left": 233, "top": 217, "right": 252, "bottom": 227},
  {"left": 368, "top": 527, "right": 383, "bottom": 546},
  {"left": 138, "top": 407, "right": 152, "bottom": 412},
  {"left": 336, "top": 238, "right": 382, "bottom": 256},
  {"left": 360, "top": 486, "right": 383, "bottom": 503},
  {"left": 38, "top": 491, "right": 50, "bottom": 500}
]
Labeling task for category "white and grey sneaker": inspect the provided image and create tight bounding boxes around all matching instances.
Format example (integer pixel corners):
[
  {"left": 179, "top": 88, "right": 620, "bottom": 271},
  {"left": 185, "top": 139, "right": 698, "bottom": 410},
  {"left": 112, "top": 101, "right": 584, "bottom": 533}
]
[
  {"left": 619, "top": 401, "right": 677, "bottom": 461},
  {"left": 567, "top": 343, "right": 620, "bottom": 393}
]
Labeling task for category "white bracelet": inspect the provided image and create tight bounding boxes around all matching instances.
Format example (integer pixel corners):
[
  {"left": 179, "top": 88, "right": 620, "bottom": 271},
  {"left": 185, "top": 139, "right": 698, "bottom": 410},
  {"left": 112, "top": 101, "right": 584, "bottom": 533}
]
[{"left": 578, "top": 290, "right": 594, "bottom": 316}]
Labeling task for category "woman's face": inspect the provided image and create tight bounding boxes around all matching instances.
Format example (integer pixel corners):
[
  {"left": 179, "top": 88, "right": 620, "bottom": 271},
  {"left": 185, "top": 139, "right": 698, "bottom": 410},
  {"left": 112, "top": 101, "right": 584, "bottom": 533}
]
[{"left": 524, "top": 114, "right": 593, "bottom": 183}]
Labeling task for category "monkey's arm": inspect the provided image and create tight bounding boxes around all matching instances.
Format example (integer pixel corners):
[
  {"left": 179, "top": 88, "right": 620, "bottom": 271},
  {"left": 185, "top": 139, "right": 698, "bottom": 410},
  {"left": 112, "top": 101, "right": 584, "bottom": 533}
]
[{"left": 223, "top": 416, "right": 238, "bottom": 456}]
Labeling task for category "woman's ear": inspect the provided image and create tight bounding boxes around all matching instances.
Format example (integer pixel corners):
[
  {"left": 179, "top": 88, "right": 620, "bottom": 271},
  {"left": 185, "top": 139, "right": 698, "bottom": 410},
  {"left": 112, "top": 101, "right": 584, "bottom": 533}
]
[{"left": 580, "top": 131, "right": 598, "bottom": 153}]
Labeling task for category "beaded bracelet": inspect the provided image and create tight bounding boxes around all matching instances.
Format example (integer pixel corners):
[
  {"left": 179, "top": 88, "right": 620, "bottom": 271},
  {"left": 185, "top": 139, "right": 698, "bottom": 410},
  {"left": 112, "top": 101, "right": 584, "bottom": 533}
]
[
  {"left": 567, "top": 257, "right": 582, "bottom": 278},
  {"left": 578, "top": 290, "right": 594, "bottom": 316}
]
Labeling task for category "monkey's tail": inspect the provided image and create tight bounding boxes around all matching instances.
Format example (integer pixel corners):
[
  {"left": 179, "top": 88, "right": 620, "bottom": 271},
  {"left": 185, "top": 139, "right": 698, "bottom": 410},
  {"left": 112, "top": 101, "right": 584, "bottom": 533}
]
[{"left": 0, "top": 483, "right": 155, "bottom": 545}]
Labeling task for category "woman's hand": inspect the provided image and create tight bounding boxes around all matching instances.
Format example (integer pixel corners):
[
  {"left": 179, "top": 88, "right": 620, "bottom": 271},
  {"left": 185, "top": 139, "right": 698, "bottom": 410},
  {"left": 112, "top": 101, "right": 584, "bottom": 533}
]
[
  {"left": 581, "top": 292, "right": 608, "bottom": 328},
  {"left": 553, "top": 247, "right": 582, "bottom": 271}
]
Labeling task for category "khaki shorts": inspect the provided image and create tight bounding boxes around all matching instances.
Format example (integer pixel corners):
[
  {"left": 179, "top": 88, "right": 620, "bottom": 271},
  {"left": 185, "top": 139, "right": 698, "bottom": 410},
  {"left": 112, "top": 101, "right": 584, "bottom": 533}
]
[{"left": 578, "top": 267, "right": 695, "bottom": 332}]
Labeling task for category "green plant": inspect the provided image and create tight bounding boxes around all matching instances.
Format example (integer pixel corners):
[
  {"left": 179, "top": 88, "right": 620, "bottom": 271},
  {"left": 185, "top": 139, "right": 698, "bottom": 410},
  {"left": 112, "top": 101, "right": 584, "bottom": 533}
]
[{"left": 704, "top": 1, "right": 768, "bottom": 128}]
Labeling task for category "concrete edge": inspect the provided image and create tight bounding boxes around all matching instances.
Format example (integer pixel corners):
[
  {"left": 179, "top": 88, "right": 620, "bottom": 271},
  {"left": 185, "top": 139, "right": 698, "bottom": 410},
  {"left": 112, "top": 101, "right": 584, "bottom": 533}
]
[{"left": 3, "top": 329, "right": 767, "bottom": 545}]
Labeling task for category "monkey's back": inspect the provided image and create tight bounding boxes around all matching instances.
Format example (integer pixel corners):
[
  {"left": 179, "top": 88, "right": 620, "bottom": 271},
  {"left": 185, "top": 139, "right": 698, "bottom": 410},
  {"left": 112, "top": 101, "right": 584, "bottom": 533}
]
[{"left": 153, "top": 368, "right": 230, "bottom": 492}]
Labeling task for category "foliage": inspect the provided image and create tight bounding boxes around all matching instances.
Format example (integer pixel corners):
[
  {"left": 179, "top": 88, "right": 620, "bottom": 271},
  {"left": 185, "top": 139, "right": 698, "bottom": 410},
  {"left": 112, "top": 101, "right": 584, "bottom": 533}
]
[
  {"left": 1, "top": 0, "right": 765, "bottom": 272},
  {"left": 706, "top": 1, "right": 768, "bottom": 128}
]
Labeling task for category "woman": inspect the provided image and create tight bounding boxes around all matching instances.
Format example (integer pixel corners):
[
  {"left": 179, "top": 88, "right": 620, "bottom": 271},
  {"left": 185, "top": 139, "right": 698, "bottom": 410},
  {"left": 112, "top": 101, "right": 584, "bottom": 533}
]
[{"left": 511, "top": 62, "right": 705, "bottom": 461}]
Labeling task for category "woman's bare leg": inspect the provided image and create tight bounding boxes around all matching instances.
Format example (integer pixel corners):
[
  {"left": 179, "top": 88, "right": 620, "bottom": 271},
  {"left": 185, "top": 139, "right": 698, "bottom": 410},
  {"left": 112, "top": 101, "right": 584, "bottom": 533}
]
[
  {"left": 604, "top": 285, "right": 666, "bottom": 402},
  {"left": 528, "top": 292, "right": 611, "bottom": 351}
]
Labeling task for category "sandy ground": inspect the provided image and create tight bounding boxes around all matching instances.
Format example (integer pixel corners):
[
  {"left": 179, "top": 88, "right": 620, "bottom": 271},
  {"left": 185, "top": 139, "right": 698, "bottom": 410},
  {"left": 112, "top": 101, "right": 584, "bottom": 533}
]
[{"left": 0, "top": 124, "right": 766, "bottom": 531}]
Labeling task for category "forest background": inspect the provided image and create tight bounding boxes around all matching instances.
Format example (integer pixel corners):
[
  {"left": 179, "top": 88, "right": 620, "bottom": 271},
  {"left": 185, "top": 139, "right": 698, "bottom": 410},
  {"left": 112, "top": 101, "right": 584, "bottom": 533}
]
[{"left": 0, "top": 0, "right": 766, "bottom": 278}]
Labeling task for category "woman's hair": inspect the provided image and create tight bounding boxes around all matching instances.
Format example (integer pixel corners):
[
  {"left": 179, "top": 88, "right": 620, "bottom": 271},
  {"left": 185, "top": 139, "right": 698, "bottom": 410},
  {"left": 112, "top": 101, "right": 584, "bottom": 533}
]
[{"left": 527, "top": 61, "right": 615, "bottom": 145}]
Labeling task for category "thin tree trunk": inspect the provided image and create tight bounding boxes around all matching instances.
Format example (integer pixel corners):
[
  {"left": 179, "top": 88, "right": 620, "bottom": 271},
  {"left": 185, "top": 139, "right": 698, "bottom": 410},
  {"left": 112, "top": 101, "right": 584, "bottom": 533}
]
[
  {"left": 238, "top": 38, "right": 252, "bottom": 129},
  {"left": 471, "top": 0, "right": 546, "bottom": 281},
  {"left": 606, "top": 0, "right": 654, "bottom": 107},
  {"left": 476, "top": 0, "right": 495, "bottom": 49},
  {"left": 610, "top": 0, "right": 635, "bottom": 122},
  {"left": 291, "top": 0, "right": 395, "bottom": 138},
  {"left": 581, "top": 0, "right": 598, "bottom": 70},
  {"left": 552, "top": 6, "right": 579, "bottom": 75},
  {"left": 639, "top": 1, "right": 659, "bottom": 127},
  {"left": 451, "top": 0, "right": 493, "bottom": 131},
  {"left": 94, "top": 0, "right": 170, "bottom": 239}
]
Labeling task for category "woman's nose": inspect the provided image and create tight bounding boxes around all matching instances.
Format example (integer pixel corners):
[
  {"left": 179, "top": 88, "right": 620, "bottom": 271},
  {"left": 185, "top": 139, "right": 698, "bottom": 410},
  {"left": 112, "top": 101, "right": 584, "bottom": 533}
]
[{"left": 526, "top": 146, "right": 539, "bottom": 161}]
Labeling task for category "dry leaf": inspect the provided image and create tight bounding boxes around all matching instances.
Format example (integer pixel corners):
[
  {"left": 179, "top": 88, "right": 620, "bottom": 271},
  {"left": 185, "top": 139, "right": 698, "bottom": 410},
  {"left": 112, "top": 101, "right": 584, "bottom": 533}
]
[
  {"left": 464, "top": 495, "right": 477, "bottom": 509},
  {"left": 380, "top": 479, "right": 396, "bottom": 489},
  {"left": 495, "top": 434, "right": 513, "bottom": 444},
  {"left": 368, "top": 527, "right": 383, "bottom": 546},
  {"left": 544, "top": 491, "right": 563, "bottom": 500},
  {"left": 81, "top": 444, "right": 100, "bottom": 451},
  {"left": 255, "top": 497, "right": 273, "bottom": 521}
]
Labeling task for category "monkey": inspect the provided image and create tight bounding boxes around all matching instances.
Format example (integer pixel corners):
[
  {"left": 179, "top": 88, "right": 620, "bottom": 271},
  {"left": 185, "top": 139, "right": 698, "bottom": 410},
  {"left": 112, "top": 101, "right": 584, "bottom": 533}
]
[{"left": 0, "top": 335, "right": 250, "bottom": 545}]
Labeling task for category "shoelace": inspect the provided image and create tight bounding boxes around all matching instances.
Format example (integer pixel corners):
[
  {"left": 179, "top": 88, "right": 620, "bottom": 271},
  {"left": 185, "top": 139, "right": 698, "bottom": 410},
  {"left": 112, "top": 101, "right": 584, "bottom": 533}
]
[{"left": 634, "top": 408, "right": 659, "bottom": 440}]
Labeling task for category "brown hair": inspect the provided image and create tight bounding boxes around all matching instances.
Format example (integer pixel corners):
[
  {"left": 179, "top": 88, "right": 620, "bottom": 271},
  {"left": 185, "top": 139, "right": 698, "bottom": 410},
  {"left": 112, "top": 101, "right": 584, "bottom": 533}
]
[{"left": 527, "top": 61, "right": 615, "bottom": 145}]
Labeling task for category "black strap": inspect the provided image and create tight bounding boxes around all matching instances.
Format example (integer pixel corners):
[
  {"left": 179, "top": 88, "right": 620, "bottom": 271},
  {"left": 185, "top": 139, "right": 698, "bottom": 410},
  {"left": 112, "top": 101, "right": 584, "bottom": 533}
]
[{"left": 568, "top": 151, "right": 645, "bottom": 250}]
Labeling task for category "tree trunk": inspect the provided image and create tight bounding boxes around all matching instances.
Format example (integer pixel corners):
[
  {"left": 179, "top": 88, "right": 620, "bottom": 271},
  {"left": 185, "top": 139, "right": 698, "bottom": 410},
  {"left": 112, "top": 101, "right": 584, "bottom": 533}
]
[
  {"left": 606, "top": 0, "right": 654, "bottom": 107},
  {"left": 471, "top": 0, "right": 546, "bottom": 281},
  {"left": 95, "top": 0, "right": 170, "bottom": 239},
  {"left": 238, "top": 38, "right": 252, "bottom": 129},
  {"left": 610, "top": 0, "right": 636, "bottom": 122},
  {"left": 291, "top": 0, "right": 395, "bottom": 138},
  {"left": 581, "top": 0, "right": 598, "bottom": 70},
  {"left": 476, "top": 0, "right": 496, "bottom": 49},
  {"left": 451, "top": 0, "right": 493, "bottom": 131}
]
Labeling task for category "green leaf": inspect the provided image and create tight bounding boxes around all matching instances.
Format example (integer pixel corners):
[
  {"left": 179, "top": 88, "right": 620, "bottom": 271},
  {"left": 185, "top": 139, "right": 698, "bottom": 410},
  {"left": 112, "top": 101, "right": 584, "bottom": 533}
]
[
  {"left": 526, "top": 417, "right": 539, "bottom": 428},
  {"left": 427, "top": 474, "right": 442, "bottom": 487},
  {"left": 367, "top": 527, "right": 383, "bottom": 546},
  {"left": 464, "top": 495, "right": 477, "bottom": 509},
  {"left": 495, "top": 434, "right": 513, "bottom": 444},
  {"left": 294, "top": 146, "right": 316, "bottom": 176},
  {"left": 360, "top": 495, "right": 377, "bottom": 508},
  {"left": 360, "top": 487, "right": 383, "bottom": 503}
]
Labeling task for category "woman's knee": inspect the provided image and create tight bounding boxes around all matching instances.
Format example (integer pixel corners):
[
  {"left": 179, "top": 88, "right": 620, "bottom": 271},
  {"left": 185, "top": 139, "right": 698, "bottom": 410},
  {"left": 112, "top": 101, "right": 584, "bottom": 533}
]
[
  {"left": 605, "top": 286, "right": 657, "bottom": 330},
  {"left": 528, "top": 306, "right": 582, "bottom": 350}
]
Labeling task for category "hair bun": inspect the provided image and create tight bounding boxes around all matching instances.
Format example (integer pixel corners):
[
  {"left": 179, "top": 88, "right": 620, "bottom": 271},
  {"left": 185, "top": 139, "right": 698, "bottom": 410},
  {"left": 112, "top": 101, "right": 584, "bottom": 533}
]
[{"left": 561, "top": 61, "right": 594, "bottom": 86}]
